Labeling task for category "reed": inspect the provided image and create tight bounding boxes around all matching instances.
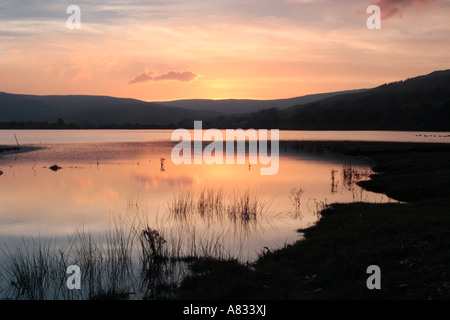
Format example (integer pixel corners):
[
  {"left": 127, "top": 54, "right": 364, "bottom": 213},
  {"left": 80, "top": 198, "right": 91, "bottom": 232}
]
[
  {"left": 0, "top": 216, "right": 173, "bottom": 300},
  {"left": 2, "top": 237, "right": 68, "bottom": 300},
  {"left": 342, "top": 164, "right": 371, "bottom": 190},
  {"left": 289, "top": 187, "right": 304, "bottom": 211},
  {"left": 1, "top": 187, "right": 281, "bottom": 300},
  {"left": 168, "top": 186, "right": 272, "bottom": 230}
]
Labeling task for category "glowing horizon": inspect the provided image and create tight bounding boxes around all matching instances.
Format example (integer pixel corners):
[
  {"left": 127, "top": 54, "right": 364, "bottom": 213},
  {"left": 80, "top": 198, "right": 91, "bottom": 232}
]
[{"left": 1, "top": 0, "right": 449, "bottom": 102}]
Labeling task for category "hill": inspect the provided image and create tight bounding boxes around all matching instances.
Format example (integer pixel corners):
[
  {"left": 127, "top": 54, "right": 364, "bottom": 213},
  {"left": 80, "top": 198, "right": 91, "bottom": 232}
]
[
  {"left": 211, "top": 69, "right": 450, "bottom": 131},
  {"left": 156, "top": 89, "right": 367, "bottom": 114},
  {"left": 0, "top": 90, "right": 365, "bottom": 129},
  {"left": 0, "top": 93, "right": 221, "bottom": 128}
]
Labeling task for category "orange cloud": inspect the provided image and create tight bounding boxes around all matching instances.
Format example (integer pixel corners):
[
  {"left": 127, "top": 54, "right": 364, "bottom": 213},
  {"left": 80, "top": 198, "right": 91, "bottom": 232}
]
[{"left": 10, "top": 49, "right": 22, "bottom": 56}]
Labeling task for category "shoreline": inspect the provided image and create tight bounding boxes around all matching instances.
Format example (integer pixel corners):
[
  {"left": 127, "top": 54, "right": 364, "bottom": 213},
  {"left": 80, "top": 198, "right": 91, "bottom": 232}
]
[
  {"left": 0, "top": 147, "right": 19, "bottom": 153},
  {"left": 176, "top": 141, "right": 450, "bottom": 299}
]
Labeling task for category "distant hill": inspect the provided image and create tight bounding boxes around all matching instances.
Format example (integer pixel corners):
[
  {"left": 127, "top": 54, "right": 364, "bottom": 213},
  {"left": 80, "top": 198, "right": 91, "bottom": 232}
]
[
  {"left": 211, "top": 69, "right": 450, "bottom": 131},
  {"left": 156, "top": 89, "right": 368, "bottom": 114},
  {"left": 0, "top": 93, "right": 221, "bottom": 128},
  {"left": 0, "top": 89, "right": 367, "bottom": 129}
]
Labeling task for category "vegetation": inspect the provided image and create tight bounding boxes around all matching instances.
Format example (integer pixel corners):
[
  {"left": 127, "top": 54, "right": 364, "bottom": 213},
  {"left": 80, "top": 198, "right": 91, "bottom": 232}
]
[
  {"left": 0, "top": 121, "right": 181, "bottom": 130},
  {"left": 168, "top": 187, "right": 274, "bottom": 231}
]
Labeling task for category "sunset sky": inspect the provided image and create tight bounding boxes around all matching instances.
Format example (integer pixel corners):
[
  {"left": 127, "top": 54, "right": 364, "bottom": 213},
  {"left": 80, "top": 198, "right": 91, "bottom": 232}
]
[{"left": 1, "top": 0, "right": 449, "bottom": 101}]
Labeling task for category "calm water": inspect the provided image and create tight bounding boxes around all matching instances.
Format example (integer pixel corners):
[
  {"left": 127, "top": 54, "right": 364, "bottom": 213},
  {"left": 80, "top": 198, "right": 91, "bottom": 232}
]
[
  {"left": 0, "top": 129, "right": 448, "bottom": 298},
  {"left": 1, "top": 129, "right": 449, "bottom": 144}
]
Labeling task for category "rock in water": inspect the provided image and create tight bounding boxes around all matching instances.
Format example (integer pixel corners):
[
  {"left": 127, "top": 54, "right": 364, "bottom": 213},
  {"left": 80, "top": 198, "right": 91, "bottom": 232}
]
[{"left": 49, "top": 164, "right": 62, "bottom": 172}]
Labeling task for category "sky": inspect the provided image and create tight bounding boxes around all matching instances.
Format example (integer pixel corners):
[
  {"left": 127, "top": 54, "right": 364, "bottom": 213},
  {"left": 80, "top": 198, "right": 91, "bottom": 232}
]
[{"left": 0, "top": 0, "right": 449, "bottom": 101}]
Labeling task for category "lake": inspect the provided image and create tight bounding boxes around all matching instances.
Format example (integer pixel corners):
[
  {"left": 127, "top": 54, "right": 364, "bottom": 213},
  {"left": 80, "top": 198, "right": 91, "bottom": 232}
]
[{"left": 0, "top": 129, "right": 449, "bottom": 299}]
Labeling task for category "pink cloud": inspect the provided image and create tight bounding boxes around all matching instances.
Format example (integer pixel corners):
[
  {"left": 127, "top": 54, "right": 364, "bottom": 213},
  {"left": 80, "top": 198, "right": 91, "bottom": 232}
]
[
  {"left": 373, "top": 0, "right": 437, "bottom": 19},
  {"left": 129, "top": 70, "right": 199, "bottom": 84}
]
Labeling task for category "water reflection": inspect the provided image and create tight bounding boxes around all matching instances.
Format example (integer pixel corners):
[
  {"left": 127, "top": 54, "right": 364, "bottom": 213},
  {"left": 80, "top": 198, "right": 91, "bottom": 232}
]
[{"left": 0, "top": 141, "right": 392, "bottom": 261}]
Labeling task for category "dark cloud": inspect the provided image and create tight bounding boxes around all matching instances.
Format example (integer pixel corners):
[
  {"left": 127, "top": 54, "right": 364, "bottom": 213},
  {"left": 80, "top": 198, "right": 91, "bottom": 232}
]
[
  {"left": 129, "top": 70, "right": 199, "bottom": 84},
  {"left": 374, "top": 0, "right": 437, "bottom": 19}
]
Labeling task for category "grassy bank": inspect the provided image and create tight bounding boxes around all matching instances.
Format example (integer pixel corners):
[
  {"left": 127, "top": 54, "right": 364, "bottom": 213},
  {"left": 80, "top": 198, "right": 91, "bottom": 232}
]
[{"left": 176, "top": 142, "right": 450, "bottom": 300}]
